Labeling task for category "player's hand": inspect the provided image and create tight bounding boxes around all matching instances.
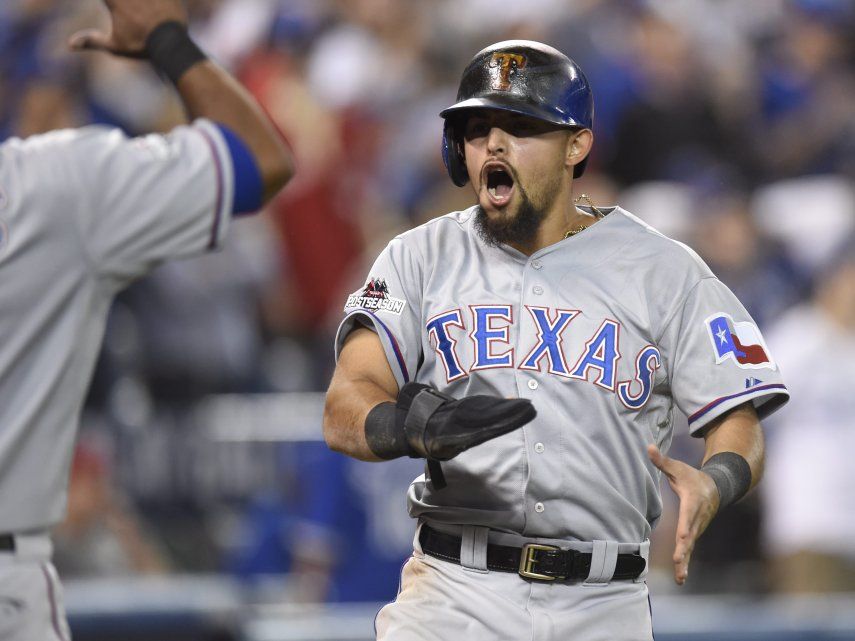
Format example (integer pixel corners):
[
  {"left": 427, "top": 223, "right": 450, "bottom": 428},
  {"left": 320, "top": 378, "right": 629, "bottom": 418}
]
[
  {"left": 647, "top": 444, "right": 719, "bottom": 586},
  {"left": 69, "top": 0, "right": 187, "bottom": 58},
  {"left": 398, "top": 383, "right": 536, "bottom": 461}
]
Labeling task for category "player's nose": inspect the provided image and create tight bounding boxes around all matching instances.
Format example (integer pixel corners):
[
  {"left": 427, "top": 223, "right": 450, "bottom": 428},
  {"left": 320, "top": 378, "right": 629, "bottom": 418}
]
[{"left": 486, "top": 126, "right": 508, "bottom": 155}]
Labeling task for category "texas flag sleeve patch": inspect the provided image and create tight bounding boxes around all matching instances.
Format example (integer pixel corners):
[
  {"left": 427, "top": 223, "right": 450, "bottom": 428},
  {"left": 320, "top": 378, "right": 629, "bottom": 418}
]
[{"left": 706, "top": 313, "right": 776, "bottom": 370}]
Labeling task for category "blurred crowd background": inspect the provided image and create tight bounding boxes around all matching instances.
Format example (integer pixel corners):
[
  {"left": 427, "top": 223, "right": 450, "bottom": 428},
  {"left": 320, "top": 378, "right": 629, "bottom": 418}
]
[{"left": 3, "top": 0, "right": 855, "bottom": 613}]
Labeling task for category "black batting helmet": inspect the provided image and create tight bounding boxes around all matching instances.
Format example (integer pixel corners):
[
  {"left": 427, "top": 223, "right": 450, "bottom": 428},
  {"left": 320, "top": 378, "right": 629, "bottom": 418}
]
[{"left": 440, "top": 40, "right": 594, "bottom": 186}]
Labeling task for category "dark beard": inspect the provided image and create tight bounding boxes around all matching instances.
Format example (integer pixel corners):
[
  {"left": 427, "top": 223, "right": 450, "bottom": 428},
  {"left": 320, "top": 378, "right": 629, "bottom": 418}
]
[{"left": 474, "top": 186, "right": 547, "bottom": 248}]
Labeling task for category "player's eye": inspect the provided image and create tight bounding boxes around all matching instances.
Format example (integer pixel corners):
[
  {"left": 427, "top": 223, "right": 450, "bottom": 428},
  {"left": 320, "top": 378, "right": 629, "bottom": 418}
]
[
  {"left": 507, "top": 118, "right": 541, "bottom": 137},
  {"left": 464, "top": 120, "right": 490, "bottom": 140},
  {"left": 511, "top": 123, "right": 534, "bottom": 136}
]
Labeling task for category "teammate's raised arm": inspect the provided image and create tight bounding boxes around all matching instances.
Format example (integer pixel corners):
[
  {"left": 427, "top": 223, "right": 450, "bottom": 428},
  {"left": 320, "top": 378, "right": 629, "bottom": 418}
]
[{"left": 70, "top": 0, "right": 293, "bottom": 203}]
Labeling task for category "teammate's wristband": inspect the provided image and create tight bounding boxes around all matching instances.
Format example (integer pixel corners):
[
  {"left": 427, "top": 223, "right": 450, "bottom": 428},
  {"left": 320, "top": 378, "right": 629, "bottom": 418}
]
[
  {"left": 701, "top": 452, "right": 752, "bottom": 510},
  {"left": 145, "top": 21, "right": 207, "bottom": 86},
  {"left": 365, "top": 402, "right": 413, "bottom": 460}
]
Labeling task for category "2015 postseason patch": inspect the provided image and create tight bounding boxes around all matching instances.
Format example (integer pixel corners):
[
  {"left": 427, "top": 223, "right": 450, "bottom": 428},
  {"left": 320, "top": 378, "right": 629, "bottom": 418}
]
[{"left": 345, "top": 277, "right": 406, "bottom": 315}]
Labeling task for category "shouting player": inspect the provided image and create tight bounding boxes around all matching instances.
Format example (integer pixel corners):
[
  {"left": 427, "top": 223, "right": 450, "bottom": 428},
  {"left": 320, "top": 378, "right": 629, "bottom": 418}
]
[
  {"left": 0, "top": 1, "right": 292, "bottom": 638},
  {"left": 324, "top": 40, "right": 789, "bottom": 640}
]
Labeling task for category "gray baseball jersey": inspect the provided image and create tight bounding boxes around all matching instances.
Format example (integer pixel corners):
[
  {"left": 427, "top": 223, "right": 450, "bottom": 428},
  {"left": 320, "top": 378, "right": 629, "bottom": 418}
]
[
  {"left": 336, "top": 205, "right": 789, "bottom": 545},
  {"left": 0, "top": 120, "right": 233, "bottom": 533}
]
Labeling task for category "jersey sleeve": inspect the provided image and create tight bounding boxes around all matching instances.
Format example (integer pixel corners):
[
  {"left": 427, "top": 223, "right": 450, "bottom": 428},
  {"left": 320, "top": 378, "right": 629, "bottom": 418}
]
[
  {"left": 660, "top": 277, "right": 790, "bottom": 435},
  {"left": 334, "top": 237, "right": 422, "bottom": 390},
  {"left": 63, "top": 119, "right": 234, "bottom": 283}
]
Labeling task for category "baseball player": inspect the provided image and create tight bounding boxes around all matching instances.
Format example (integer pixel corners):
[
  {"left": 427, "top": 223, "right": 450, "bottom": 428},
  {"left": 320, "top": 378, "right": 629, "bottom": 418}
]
[
  {"left": 0, "top": 1, "right": 292, "bottom": 638},
  {"left": 324, "top": 40, "right": 789, "bottom": 640}
]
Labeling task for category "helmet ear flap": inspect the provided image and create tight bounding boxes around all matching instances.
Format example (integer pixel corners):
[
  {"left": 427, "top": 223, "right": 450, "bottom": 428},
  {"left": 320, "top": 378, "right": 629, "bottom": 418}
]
[{"left": 442, "top": 121, "right": 469, "bottom": 187}]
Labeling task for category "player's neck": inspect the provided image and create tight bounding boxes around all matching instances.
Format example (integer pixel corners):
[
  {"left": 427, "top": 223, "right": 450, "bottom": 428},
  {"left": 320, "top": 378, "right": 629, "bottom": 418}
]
[{"left": 508, "top": 201, "right": 596, "bottom": 256}]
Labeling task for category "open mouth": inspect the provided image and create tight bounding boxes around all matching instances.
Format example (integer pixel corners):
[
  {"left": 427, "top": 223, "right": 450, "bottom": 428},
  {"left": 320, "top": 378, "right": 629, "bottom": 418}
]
[{"left": 484, "top": 164, "right": 515, "bottom": 207}]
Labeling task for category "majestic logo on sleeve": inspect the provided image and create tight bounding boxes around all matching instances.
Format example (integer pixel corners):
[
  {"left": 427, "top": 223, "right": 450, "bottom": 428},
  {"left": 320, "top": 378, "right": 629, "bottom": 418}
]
[
  {"left": 489, "top": 53, "right": 527, "bottom": 91},
  {"left": 345, "top": 277, "right": 406, "bottom": 315},
  {"left": 706, "top": 313, "right": 776, "bottom": 370}
]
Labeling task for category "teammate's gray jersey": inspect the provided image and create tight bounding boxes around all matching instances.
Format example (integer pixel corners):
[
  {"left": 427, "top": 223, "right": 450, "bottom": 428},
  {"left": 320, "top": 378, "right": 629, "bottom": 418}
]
[
  {"left": 0, "top": 120, "right": 233, "bottom": 531},
  {"left": 336, "top": 206, "right": 789, "bottom": 544}
]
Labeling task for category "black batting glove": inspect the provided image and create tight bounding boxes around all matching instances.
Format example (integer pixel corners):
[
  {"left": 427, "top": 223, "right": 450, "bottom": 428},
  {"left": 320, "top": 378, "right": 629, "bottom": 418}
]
[{"left": 365, "top": 382, "right": 536, "bottom": 462}]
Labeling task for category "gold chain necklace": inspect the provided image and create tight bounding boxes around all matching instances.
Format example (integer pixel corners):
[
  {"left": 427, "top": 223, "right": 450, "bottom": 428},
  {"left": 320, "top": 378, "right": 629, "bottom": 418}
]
[
  {"left": 565, "top": 193, "right": 604, "bottom": 239},
  {"left": 564, "top": 225, "right": 589, "bottom": 239}
]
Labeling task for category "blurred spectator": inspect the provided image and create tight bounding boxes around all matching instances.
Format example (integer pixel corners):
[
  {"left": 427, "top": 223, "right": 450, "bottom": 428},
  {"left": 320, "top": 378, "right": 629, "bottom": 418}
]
[
  {"left": 618, "top": 181, "right": 696, "bottom": 241},
  {"left": 751, "top": 2, "right": 855, "bottom": 181},
  {"left": 762, "top": 238, "right": 855, "bottom": 592},
  {"left": 752, "top": 175, "right": 855, "bottom": 276},
  {"left": 227, "top": 443, "right": 422, "bottom": 603},
  {"left": 53, "top": 434, "right": 171, "bottom": 578},
  {"left": 603, "top": 8, "right": 737, "bottom": 187},
  {"left": 691, "top": 190, "right": 807, "bottom": 326}
]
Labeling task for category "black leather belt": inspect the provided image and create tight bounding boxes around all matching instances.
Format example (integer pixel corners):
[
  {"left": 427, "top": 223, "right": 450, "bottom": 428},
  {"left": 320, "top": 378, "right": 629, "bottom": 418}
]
[
  {"left": 0, "top": 534, "right": 15, "bottom": 552},
  {"left": 419, "top": 525, "right": 645, "bottom": 582}
]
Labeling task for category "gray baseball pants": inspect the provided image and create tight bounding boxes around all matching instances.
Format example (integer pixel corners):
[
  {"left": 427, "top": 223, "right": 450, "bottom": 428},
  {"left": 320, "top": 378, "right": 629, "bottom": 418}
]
[{"left": 376, "top": 522, "right": 654, "bottom": 641}]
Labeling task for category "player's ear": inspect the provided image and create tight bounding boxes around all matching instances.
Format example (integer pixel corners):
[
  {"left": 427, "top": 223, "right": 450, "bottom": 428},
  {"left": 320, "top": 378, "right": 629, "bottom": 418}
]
[{"left": 566, "top": 129, "right": 593, "bottom": 173}]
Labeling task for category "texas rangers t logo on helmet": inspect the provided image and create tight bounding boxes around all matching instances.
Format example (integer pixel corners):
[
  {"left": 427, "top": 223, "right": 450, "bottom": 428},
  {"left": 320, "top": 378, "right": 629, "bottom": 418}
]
[
  {"left": 706, "top": 313, "right": 775, "bottom": 370},
  {"left": 489, "top": 52, "right": 527, "bottom": 91}
]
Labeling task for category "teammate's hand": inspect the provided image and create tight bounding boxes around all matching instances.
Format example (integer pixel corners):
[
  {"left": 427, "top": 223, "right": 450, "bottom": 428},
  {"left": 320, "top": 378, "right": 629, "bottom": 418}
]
[
  {"left": 647, "top": 444, "right": 719, "bottom": 586},
  {"left": 69, "top": 0, "right": 187, "bottom": 58},
  {"left": 399, "top": 383, "right": 536, "bottom": 461}
]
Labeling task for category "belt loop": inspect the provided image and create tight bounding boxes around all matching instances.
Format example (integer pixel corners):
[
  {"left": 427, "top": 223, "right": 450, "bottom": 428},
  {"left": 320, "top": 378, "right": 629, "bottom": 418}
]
[
  {"left": 413, "top": 521, "right": 426, "bottom": 556},
  {"left": 460, "top": 525, "right": 489, "bottom": 572},
  {"left": 634, "top": 540, "right": 651, "bottom": 583},
  {"left": 0, "top": 531, "right": 53, "bottom": 561},
  {"left": 583, "top": 540, "right": 619, "bottom": 585}
]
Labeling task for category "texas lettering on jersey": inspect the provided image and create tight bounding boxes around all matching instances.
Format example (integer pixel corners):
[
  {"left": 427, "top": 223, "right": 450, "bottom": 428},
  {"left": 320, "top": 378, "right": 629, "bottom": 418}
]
[{"left": 426, "top": 305, "right": 663, "bottom": 410}]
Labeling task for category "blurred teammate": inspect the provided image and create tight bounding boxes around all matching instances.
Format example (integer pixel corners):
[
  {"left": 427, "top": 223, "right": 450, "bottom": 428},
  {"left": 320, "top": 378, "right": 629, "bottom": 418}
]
[
  {"left": 0, "top": 1, "right": 293, "bottom": 638},
  {"left": 324, "top": 40, "right": 788, "bottom": 640}
]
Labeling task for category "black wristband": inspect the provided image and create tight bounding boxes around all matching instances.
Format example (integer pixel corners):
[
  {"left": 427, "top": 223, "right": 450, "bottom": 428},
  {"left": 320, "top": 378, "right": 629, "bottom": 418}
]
[
  {"left": 145, "top": 21, "right": 207, "bottom": 86},
  {"left": 365, "top": 401, "right": 413, "bottom": 460},
  {"left": 701, "top": 452, "right": 752, "bottom": 510}
]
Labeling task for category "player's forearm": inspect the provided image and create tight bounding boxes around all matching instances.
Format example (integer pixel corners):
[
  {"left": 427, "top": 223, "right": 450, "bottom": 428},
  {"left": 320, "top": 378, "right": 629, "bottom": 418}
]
[
  {"left": 701, "top": 402, "right": 765, "bottom": 489},
  {"left": 323, "top": 376, "right": 392, "bottom": 462},
  {"left": 70, "top": 1, "right": 293, "bottom": 204},
  {"left": 176, "top": 61, "right": 293, "bottom": 202}
]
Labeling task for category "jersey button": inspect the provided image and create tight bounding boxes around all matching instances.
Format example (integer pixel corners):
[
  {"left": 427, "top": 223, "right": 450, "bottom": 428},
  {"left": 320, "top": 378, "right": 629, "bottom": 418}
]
[
  {"left": 534, "top": 502, "right": 545, "bottom": 513},
  {"left": 533, "top": 285, "right": 544, "bottom": 295},
  {"left": 534, "top": 442, "right": 545, "bottom": 453},
  {"left": 531, "top": 260, "right": 543, "bottom": 270},
  {"left": 527, "top": 379, "right": 538, "bottom": 390}
]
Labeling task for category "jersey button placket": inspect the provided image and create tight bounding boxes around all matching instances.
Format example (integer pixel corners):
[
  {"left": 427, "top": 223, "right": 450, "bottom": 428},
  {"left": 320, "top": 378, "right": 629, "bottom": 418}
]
[{"left": 534, "top": 502, "right": 545, "bottom": 513}]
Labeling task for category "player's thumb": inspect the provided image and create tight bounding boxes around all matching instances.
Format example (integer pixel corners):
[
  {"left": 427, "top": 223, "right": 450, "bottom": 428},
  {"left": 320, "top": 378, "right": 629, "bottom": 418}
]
[
  {"left": 647, "top": 444, "right": 674, "bottom": 476},
  {"left": 69, "top": 29, "right": 112, "bottom": 52}
]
